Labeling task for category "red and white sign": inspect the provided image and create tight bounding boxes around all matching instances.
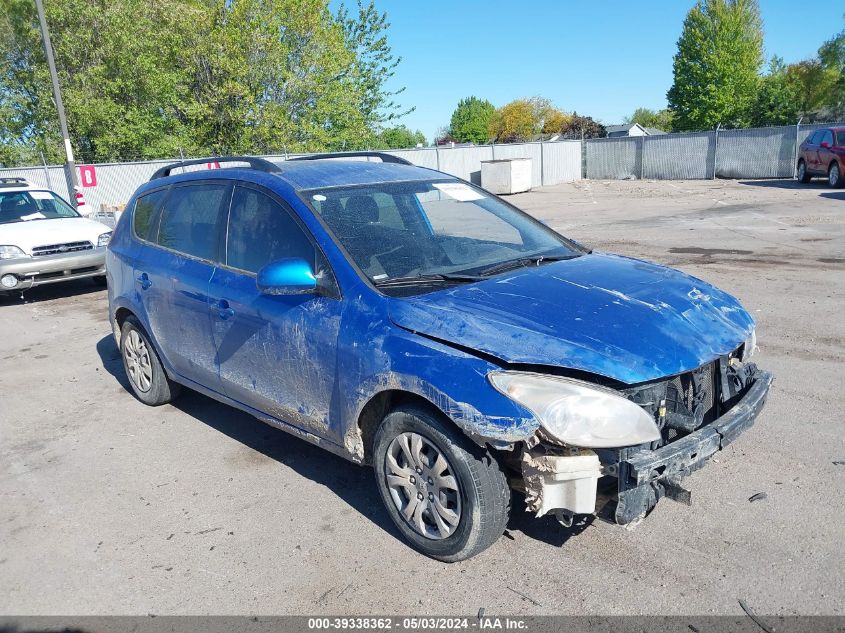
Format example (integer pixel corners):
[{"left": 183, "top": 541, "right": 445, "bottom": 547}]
[
  {"left": 207, "top": 161, "right": 221, "bottom": 170},
  {"left": 79, "top": 165, "right": 97, "bottom": 187}
]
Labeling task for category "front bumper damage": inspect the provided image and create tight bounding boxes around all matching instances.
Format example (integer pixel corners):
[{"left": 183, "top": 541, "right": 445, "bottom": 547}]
[{"left": 520, "top": 369, "right": 773, "bottom": 525}]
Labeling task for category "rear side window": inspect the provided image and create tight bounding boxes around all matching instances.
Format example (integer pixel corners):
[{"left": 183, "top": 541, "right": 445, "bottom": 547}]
[
  {"left": 837, "top": 131, "right": 845, "bottom": 146},
  {"left": 133, "top": 189, "right": 167, "bottom": 240},
  {"left": 155, "top": 183, "right": 229, "bottom": 261},
  {"left": 226, "top": 186, "right": 316, "bottom": 274}
]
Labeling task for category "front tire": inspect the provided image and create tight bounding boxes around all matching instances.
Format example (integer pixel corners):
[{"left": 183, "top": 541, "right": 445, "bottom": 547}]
[
  {"left": 120, "top": 316, "right": 180, "bottom": 406},
  {"left": 797, "top": 159, "right": 811, "bottom": 183},
  {"left": 373, "top": 405, "right": 510, "bottom": 562},
  {"left": 829, "top": 162, "right": 843, "bottom": 188}
]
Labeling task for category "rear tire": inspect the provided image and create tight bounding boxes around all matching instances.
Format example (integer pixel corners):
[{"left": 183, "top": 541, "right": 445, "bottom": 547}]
[
  {"left": 373, "top": 405, "right": 510, "bottom": 562},
  {"left": 797, "top": 160, "right": 811, "bottom": 183},
  {"left": 120, "top": 316, "right": 180, "bottom": 406},
  {"left": 828, "top": 162, "right": 843, "bottom": 188}
]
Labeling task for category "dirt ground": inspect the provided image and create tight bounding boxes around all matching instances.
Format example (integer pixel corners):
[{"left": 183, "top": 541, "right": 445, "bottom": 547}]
[{"left": 1, "top": 178, "right": 843, "bottom": 616}]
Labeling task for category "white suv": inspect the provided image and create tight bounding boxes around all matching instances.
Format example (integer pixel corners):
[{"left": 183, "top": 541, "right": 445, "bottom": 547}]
[{"left": 0, "top": 177, "right": 112, "bottom": 295}]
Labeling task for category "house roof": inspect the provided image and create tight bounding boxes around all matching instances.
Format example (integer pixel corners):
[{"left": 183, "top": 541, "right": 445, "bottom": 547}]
[{"left": 606, "top": 124, "right": 639, "bottom": 134}]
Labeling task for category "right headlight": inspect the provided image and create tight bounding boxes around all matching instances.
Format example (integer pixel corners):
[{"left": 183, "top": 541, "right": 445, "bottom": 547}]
[
  {"left": 0, "top": 245, "right": 27, "bottom": 260},
  {"left": 489, "top": 371, "right": 660, "bottom": 448}
]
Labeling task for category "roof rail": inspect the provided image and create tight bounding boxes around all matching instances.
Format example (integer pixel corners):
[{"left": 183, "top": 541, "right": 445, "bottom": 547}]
[
  {"left": 287, "top": 151, "right": 413, "bottom": 166},
  {"left": 0, "top": 177, "right": 30, "bottom": 187},
  {"left": 149, "top": 156, "right": 282, "bottom": 181}
]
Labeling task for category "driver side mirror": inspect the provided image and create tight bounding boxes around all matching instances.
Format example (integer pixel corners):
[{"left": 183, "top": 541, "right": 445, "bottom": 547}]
[
  {"left": 821, "top": 141, "right": 831, "bottom": 149},
  {"left": 256, "top": 258, "right": 318, "bottom": 296}
]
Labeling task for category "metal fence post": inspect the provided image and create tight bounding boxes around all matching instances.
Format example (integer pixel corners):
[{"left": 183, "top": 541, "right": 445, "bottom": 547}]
[
  {"left": 435, "top": 145, "right": 441, "bottom": 171},
  {"left": 539, "top": 141, "right": 545, "bottom": 186},
  {"left": 638, "top": 136, "right": 645, "bottom": 180},
  {"left": 491, "top": 142, "right": 495, "bottom": 161},
  {"left": 712, "top": 124, "right": 721, "bottom": 180},
  {"left": 39, "top": 150, "right": 53, "bottom": 190},
  {"left": 581, "top": 130, "right": 587, "bottom": 179},
  {"left": 794, "top": 117, "right": 803, "bottom": 179}
]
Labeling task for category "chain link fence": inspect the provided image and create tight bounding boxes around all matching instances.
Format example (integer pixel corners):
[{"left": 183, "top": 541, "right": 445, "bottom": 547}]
[
  {"left": 0, "top": 142, "right": 584, "bottom": 214},
  {"left": 2, "top": 122, "right": 843, "bottom": 215},
  {"left": 585, "top": 122, "right": 845, "bottom": 181}
]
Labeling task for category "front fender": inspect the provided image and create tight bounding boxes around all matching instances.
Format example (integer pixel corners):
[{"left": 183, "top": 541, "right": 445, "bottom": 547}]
[{"left": 337, "top": 320, "right": 540, "bottom": 460}]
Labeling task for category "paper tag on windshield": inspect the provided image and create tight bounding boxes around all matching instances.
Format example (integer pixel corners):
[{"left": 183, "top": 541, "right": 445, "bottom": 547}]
[
  {"left": 432, "top": 182, "right": 484, "bottom": 202},
  {"left": 30, "top": 191, "right": 53, "bottom": 200},
  {"left": 21, "top": 212, "right": 46, "bottom": 220}
]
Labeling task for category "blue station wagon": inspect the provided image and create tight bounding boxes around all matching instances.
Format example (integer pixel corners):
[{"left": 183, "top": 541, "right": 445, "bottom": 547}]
[{"left": 107, "top": 154, "right": 772, "bottom": 561}]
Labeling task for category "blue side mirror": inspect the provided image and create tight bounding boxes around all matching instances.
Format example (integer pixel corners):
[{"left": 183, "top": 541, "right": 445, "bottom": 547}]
[{"left": 256, "top": 258, "right": 318, "bottom": 296}]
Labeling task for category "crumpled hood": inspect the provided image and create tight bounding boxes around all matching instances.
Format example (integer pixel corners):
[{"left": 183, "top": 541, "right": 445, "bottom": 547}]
[
  {"left": 0, "top": 217, "right": 111, "bottom": 255},
  {"left": 387, "top": 253, "right": 755, "bottom": 384}
]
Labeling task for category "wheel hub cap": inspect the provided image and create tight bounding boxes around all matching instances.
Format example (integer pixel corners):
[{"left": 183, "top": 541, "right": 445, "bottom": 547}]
[
  {"left": 385, "top": 432, "right": 462, "bottom": 540},
  {"left": 124, "top": 330, "right": 153, "bottom": 393}
]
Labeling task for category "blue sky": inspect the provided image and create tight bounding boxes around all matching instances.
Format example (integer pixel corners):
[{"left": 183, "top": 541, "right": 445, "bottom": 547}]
[{"left": 355, "top": 1, "right": 844, "bottom": 140}]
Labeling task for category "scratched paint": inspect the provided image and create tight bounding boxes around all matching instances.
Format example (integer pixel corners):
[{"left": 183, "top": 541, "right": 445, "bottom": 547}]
[
  {"left": 387, "top": 252, "right": 755, "bottom": 385},
  {"left": 109, "top": 164, "right": 757, "bottom": 466}
]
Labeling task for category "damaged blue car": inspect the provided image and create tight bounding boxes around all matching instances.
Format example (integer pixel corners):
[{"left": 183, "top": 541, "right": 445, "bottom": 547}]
[{"left": 106, "top": 154, "right": 772, "bottom": 561}]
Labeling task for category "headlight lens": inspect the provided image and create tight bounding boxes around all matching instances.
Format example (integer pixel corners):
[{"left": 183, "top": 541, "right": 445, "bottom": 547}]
[
  {"left": 97, "top": 232, "right": 112, "bottom": 247},
  {"left": 742, "top": 329, "right": 756, "bottom": 361},
  {"left": 0, "top": 245, "right": 27, "bottom": 260},
  {"left": 489, "top": 371, "right": 660, "bottom": 448}
]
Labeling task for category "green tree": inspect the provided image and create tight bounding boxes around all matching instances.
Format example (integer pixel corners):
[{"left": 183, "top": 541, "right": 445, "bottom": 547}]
[
  {"left": 185, "top": 0, "right": 367, "bottom": 155},
  {"left": 624, "top": 107, "right": 673, "bottom": 131},
  {"left": 786, "top": 59, "right": 838, "bottom": 118},
  {"left": 448, "top": 96, "right": 495, "bottom": 144},
  {"left": 751, "top": 57, "right": 801, "bottom": 126},
  {"left": 376, "top": 125, "right": 426, "bottom": 148},
  {"left": 488, "top": 99, "right": 535, "bottom": 142},
  {"left": 542, "top": 109, "right": 572, "bottom": 135},
  {"left": 526, "top": 96, "right": 565, "bottom": 134},
  {"left": 0, "top": 0, "right": 409, "bottom": 165},
  {"left": 560, "top": 113, "right": 606, "bottom": 139},
  {"left": 488, "top": 96, "right": 568, "bottom": 142},
  {"left": 667, "top": 0, "right": 764, "bottom": 130},
  {"left": 0, "top": 0, "right": 197, "bottom": 164},
  {"left": 818, "top": 22, "right": 845, "bottom": 117},
  {"left": 336, "top": 0, "right": 410, "bottom": 147}
]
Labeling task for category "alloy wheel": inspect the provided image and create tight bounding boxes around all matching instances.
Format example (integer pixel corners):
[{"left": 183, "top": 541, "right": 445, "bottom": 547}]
[
  {"left": 384, "top": 432, "right": 462, "bottom": 540},
  {"left": 830, "top": 164, "right": 840, "bottom": 187},
  {"left": 798, "top": 162, "right": 805, "bottom": 181},
  {"left": 124, "top": 329, "right": 153, "bottom": 393}
]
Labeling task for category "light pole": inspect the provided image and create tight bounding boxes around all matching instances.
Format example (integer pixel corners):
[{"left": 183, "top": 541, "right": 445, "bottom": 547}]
[{"left": 34, "top": 0, "right": 79, "bottom": 198}]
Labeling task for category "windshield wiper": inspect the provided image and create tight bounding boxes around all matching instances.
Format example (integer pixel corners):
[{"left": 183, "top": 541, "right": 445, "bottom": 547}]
[
  {"left": 478, "top": 253, "right": 580, "bottom": 278},
  {"left": 373, "top": 273, "right": 483, "bottom": 288}
]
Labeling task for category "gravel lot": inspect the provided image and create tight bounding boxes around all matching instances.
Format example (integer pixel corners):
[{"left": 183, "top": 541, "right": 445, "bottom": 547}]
[{"left": 1, "top": 178, "right": 843, "bottom": 616}]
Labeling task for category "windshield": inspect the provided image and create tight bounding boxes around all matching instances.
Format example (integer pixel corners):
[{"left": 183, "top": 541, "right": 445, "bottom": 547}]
[
  {"left": 0, "top": 190, "right": 79, "bottom": 224},
  {"left": 304, "top": 180, "right": 580, "bottom": 288}
]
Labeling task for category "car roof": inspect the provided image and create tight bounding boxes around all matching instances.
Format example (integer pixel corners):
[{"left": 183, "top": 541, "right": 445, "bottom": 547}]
[
  {"left": 275, "top": 159, "right": 448, "bottom": 190},
  {"left": 0, "top": 178, "right": 38, "bottom": 192},
  {"left": 138, "top": 158, "right": 452, "bottom": 196}
]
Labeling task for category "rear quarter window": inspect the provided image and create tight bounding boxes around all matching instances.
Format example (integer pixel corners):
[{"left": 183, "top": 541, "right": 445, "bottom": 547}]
[{"left": 133, "top": 189, "right": 167, "bottom": 241}]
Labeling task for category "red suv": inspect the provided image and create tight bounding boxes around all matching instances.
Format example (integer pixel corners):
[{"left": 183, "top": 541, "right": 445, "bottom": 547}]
[{"left": 797, "top": 127, "right": 845, "bottom": 187}]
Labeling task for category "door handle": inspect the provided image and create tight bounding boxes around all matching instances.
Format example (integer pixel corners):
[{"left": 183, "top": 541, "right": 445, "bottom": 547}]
[
  {"left": 136, "top": 273, "right": 152, "bottom": 290},
  {"left": 211, "top": 299, "right": 235, "bottom": 320}
]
